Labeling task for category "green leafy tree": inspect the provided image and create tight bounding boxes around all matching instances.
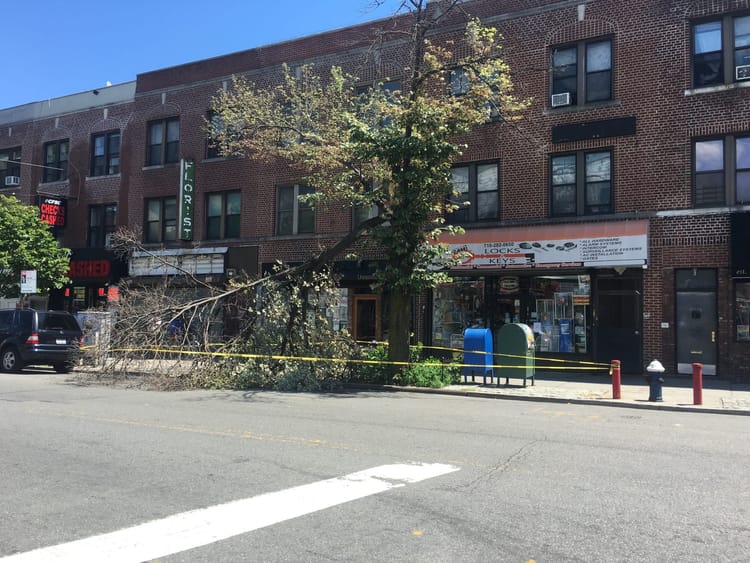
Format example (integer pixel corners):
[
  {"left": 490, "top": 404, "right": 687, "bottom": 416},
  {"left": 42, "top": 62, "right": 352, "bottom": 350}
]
[
  {"left": 209, "top": 0, "right": 529, "bottom": 368},
  {"left": 0, "top": 195, "right": 70, "bottom": 297}
]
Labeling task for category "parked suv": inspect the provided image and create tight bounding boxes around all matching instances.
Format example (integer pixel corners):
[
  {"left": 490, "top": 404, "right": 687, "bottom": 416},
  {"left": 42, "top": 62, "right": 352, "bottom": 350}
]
[{"left": 0, "top": 309, "right": 83, "bottom": 373}]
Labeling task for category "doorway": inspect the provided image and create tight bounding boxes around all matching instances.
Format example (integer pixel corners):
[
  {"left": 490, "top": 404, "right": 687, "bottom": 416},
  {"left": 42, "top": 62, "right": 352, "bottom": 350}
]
[
  {"left": 353, "top": 295, "right": 380, "bottom": 342},
  {"left": 594, "top": 274, "right": 643, "bottom": 373},
  {"left": 676, "top": 269, "right": 717, "bottom": 375}
]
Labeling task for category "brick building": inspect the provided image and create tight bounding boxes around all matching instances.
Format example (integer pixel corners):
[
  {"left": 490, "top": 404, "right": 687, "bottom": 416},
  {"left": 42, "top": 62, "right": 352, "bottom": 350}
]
[{"left": 2, "top": 0, "right": 750, "bottom": 378}]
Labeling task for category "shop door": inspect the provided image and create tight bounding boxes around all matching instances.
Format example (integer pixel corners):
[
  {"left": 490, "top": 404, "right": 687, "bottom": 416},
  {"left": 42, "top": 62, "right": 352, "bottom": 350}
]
[
  {"left": 595, "top": 280, "right": 642, "bottom": 374},
  {"left": 354, "top": 295, "right": 380, "bottom": 342},
  {"left": 676, "top": 292, "right": 717, "bottom": 375}
]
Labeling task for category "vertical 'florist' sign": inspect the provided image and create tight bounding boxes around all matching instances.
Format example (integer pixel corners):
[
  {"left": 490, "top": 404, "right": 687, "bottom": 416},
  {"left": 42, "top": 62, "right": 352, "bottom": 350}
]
[{"left": 179, "top": 159, "right": 195, "bottom": 240}]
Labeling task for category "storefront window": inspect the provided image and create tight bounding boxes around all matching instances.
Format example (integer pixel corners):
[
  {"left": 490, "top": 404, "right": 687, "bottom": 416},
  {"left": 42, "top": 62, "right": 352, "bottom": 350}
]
[
  {"left": 531, "top": 275, "right": 590, "bottom": 354},
  {"left": 432, "top": 278, "right": 485, "bottom": 351},
  {"left": 735, "top": 282, "right": 750, "bottom": 341}
]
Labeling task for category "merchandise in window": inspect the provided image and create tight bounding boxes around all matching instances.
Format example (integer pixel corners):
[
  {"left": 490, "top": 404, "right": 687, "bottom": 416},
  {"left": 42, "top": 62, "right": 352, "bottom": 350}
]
[{"left": 735, "top": 282, "right": 750, "bottom": 341}]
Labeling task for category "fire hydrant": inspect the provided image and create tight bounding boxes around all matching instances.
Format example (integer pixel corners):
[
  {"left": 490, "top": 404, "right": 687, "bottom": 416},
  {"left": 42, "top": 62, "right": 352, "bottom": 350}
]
[{"left": 646, "top": 359, "right": 665, "bottom": 402}]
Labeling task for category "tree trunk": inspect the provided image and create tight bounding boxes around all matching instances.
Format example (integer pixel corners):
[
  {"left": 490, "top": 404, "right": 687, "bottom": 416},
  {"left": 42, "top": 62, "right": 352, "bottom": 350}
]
[{"left": 388, "top": 287, "right": 412, "bottom": 379}]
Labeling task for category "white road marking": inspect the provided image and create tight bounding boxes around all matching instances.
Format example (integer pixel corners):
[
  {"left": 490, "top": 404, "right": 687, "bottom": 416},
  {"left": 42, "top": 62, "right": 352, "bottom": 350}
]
[{"left": 2, "top": 462, "right": 459, "bottom": 563}]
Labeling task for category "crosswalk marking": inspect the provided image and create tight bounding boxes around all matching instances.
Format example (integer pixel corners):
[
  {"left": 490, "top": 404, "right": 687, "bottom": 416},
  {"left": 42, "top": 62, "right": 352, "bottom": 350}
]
[{"left": 2, "top": 462, "right": 459, "bottom": 563}]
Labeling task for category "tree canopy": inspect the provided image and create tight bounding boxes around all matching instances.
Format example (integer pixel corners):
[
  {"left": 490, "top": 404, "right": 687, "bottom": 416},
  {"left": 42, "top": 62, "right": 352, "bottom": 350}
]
[
  {"left": 0, "top": 195, "right": 70, "bottom": 297},
  {"left": 208, "top": 0, "right": 530, "bottom": 365}
]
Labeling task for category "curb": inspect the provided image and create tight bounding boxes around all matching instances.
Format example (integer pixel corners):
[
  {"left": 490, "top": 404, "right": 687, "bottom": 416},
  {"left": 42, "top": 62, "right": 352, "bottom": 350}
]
[{"left": 342, "top": 383, "right": 750, "bottom": 416}]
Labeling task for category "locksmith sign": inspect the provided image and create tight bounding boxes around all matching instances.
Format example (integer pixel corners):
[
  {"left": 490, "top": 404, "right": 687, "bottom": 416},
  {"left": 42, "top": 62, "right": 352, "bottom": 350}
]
[{"left": 178, "top": 159, "right": 195, "bottom": 240}]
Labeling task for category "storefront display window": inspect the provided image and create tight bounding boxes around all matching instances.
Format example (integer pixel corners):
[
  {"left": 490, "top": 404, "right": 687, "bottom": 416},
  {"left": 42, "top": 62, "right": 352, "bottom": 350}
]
[
  {"left": 432, "top": 278, "right": 485, "bottom": 350},
  {"left": 735, "top": 282, "right": 750, "bottom": 341},
  {"left": 531, "top": 275, "right": 590, "bottom": 354}
]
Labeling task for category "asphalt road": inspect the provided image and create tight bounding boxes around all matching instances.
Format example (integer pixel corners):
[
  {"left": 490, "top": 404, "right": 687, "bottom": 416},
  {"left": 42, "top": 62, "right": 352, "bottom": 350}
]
[{"left": 1, "top": 372, "right": 748, "bottom": 562}]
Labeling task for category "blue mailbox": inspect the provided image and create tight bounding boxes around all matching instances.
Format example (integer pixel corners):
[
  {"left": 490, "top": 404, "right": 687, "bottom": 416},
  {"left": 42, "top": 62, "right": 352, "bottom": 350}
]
[{"left": 463, "top": 328, "right": 493, "bottom": 385}]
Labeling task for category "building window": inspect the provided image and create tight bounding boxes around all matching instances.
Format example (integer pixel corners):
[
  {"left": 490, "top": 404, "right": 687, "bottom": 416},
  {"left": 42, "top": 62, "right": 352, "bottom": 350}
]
[
  {"left": 0, "top": 146, "right": 21, "bottom": 186},
  {"left": 206, "top": 191, "right": 241, "bottom": 239},
  {"left": 88, "top": 204, "right": 117, "bottom": 247},
  {"left": 694, "top": 134, "right": 750, "bottom": 206},
  {"left": 449, "top": 68, "right": 471, "bottom": 96},
  {"left": 205, "top": 111, "right": 228, "bottom": 159},
  {"left": 693, "top": 15, "right": 750, "bottom": 87},
  {"left": 277, "top": 185, "right": 314, "bottom": 235},
  {"left": 147, "top": 117, "right": 179, "bottom": 166},
  {"left": 550, "top": 150, "right": 612, "bottom": 216},
  {"left": 736, "top": 281, "right": 750, "bottom": 341},
  {"left": 449, "top": 163, "right": 499, "bottom": 223},
  {"left": 144, "top": 197, "right": 177, "bottom": 243},
  {"left": 91, "top": 131, "right": 120, "bottom": 176},
  {"left": 551, "top": 38, "right": 612, "bottom": 106},
  {"left": 43, "top": 140, "right": 69, "bottom": 182}
]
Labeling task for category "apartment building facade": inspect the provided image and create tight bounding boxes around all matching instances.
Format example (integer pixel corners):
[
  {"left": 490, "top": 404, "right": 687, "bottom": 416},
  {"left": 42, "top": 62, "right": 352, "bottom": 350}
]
[{"left": 1, "top": 0, "right": 749, "bottom": 378}]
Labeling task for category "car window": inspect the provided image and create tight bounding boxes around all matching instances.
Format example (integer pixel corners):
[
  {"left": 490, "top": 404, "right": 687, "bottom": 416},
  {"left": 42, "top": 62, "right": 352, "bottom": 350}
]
[
  {"left": 39, "top": 313, "right": 81, "bottom": 331},
  {"left": 0, "top": 310, "right": 13, "bottom": 330}
]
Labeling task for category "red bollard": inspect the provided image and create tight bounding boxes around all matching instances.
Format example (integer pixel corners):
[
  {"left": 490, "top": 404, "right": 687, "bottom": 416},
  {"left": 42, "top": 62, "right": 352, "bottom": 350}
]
[
  {"left": 692, "top": 362, "right": 703, "bottom": 405},
  {"left": 612, "top": 360, "right": 621, "bottom": 399}
]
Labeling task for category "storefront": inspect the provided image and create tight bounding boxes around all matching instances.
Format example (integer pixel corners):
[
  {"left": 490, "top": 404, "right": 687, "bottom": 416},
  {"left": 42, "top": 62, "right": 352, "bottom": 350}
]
[
  {"left": 433, "top": 220, "right": 649, "bottom": 372},
  {"left": 50, "top": 248, "right": 128, "bottom": 312}
]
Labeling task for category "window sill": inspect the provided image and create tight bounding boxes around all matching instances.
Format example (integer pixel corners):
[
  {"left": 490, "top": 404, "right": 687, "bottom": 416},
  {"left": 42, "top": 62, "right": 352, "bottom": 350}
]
[
  {"left": 142, "top": 163, "right": 179, "bottom": 171},
  {"left": 543, "top": 99, "right": 621, "bottom": 116},
  {"left": 685, "top": 81, "right": 750, "bottom": 96},
  {"left": 85, "top": 174, "right": 121, "bottom": 181},
  {"left": 39, "top": 180, "right": 69, "bottom": 187}
]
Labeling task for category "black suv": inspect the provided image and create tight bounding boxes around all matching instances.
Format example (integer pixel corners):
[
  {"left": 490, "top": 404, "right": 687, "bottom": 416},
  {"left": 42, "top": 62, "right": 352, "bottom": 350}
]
[{"left": 0, "top": 309, "right": 83, "bottom": 373}]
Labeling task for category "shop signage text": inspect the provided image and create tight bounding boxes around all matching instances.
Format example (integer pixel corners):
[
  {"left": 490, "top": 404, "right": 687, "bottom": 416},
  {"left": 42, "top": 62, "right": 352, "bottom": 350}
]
[
  {"left": 39, "top": 197, "right": 66, "bottom": 227},
  {"left": 448, "top": 221, "right": 648, "bottom": 270},
  {"left": 69, "top": 259, "right": 111, "bottom": 280},
  {"left": 179, "top": 159, "right": 195, "bottom": 241}
]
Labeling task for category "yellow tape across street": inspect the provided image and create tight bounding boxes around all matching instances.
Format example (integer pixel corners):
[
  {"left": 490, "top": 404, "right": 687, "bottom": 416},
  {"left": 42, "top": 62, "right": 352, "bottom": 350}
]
[{"left": 89, "top": 343, "right": 613, "bottom": 375}]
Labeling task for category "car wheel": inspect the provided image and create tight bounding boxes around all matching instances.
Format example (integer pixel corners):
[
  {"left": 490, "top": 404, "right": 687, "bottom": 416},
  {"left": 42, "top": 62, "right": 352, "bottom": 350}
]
[
  {"left": 1, "top": 346, "right": 23, "bottom": 372},
  {"left": 54, "top": 362, "right": 74, "bottom": 374}
]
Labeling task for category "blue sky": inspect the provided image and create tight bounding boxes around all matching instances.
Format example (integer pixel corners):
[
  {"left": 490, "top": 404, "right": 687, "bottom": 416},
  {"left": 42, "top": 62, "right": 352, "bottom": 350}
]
[{"left": 4, "top": 0, "right": 404, "bottom": 110}]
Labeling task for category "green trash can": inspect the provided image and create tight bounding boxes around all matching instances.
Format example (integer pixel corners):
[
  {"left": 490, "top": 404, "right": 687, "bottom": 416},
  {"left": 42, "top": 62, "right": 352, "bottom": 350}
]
[{"left": 494, "top": 323, "right": 535, "bottom": 387}]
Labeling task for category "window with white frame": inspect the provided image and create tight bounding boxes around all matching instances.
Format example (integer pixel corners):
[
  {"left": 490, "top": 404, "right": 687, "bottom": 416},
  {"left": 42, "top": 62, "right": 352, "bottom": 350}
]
[
  {"left": 43, "top": 139, "right": 69, "bottom": 183},
  {"left": 693, "top": 134, "right": 750, "bottom": 206},
  {"left": 146, "top": 117, "right": 179, "bottom": 166},
  {"left": 206, "top": 191, "right": 241, "bottom": 239},
  {"left": 550, "top": 150, "right": 612, "bottom": 216},
  {"left": 90, "top": 131, "right": 120, "bottom": 176},
  {"left": 449, "top": 162, "right": 499, "bottom": 223},
  {"left": 551, "top": 39, "right": 612, "bottom": 107},
  {"left": 693, "top": 15, "right": 750, "bottom": 87},
  {"left": 144, "top": 197, "right": 177, "bottom": 243},
  {"left": 277, "top": 185, "right": 315, "bottom": 235}
]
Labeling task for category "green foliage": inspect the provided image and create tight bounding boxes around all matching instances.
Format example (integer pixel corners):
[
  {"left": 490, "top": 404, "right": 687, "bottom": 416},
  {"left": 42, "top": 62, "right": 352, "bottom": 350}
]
[
  {"left": 352, "top": 343, "right": 460, "bottom": 388},
  {"left": 195, "top": 268, "right": 360, "bottom": 391},
  {"left": 208, "top": 2, "right": 530, "bottom": 366},
  {"left": 0, "top": 195, "right": 70, "bottom": 297}
]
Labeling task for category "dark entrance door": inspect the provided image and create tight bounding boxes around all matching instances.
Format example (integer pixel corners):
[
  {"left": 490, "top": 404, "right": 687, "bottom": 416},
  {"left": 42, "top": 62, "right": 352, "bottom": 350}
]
[
  {"left": 676, "top": 269, "right": 717, "bottom": 375},
  {"left": 594, "top": 275, "right": 642, "bottom": 374},
  {"left": 354, "top": 295, "right": 379, "bottom": 342}
]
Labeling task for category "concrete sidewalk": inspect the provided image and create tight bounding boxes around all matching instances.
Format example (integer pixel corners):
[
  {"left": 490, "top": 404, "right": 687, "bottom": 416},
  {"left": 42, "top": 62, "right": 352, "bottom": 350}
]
[{"left": 389, "top": 371, "right": 750, "bottom": 415}]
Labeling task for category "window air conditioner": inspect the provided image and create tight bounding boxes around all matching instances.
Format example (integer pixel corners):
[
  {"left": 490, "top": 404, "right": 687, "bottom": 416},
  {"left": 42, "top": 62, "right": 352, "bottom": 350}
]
[
  {"left": 551, "top": 92, "right": 571, "bottom": 107},
  {"left": 4, "top": 176, "right": 20, "bottom": 187},
  {"left": 736, "top": 65, "right": 750, "bottom": 81}
]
